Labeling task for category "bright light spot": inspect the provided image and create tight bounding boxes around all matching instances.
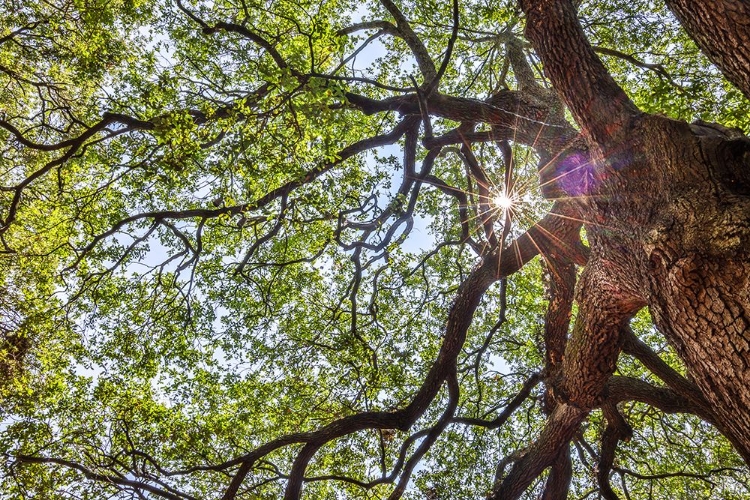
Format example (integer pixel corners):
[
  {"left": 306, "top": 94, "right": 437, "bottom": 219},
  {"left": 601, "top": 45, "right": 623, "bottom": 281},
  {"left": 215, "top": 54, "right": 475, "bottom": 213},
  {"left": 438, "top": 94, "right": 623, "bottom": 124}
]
[{"left": 493, "top": 192, "right": 515, "bottom": 210}]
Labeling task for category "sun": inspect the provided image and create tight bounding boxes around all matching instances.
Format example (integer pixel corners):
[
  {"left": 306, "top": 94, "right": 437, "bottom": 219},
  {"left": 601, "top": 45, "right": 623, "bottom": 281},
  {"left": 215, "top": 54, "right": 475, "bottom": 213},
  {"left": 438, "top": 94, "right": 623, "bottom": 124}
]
[{"left": 493, "top": 191, "right": 515, "bottom": 211}]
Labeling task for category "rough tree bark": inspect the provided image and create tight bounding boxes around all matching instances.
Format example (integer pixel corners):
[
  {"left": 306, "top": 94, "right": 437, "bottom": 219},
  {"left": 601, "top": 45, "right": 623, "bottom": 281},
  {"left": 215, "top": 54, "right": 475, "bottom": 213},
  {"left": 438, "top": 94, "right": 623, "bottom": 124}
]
[
  {"left": 492, "top": 0, "right": 750, "bottom": 497},
  {"left": 663, "top": 0, "right": 750, "bottom": 100}
]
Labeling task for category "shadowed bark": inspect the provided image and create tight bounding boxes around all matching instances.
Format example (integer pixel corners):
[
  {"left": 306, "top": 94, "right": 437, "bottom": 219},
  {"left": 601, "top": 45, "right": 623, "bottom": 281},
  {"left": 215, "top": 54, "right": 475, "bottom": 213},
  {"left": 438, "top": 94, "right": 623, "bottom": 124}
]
[{"left": 664, "top": 0, "right": 750, "bottom": 99}]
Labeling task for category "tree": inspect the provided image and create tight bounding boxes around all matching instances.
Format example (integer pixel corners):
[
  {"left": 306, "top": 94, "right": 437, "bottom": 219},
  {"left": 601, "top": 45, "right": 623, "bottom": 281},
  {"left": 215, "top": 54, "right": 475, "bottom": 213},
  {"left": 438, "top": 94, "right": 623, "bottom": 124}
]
[{"left": 0, "top": 0, "right": 748, "bottom": 498}]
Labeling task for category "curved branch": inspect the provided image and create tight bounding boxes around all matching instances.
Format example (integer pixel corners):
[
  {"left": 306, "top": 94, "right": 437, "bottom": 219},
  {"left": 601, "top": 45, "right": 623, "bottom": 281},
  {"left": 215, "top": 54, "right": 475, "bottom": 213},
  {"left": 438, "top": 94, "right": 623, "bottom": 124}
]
[
  {"left": 613, "top": 465, "right": 745, "bottom": 483},
  {"left": 425, "top": 0, "right": 459, "bottom": 94},
  {"left": 423, "top": 174, "right": 477, "bottom": 250},
  {"left": 379, "top": 0, "right": 437, "bottom": 81},
  {"left": 14, "top": 455, "right": 195, "bottom": 500},
  {"left": 221, "top": 247, "right": 501, "bottom": 499},
  {"left": 386, "top": 369, "right": 459, "bottom": 500},
  {"left": 0, "top": 113, "right": 152, "bottom": 153},
  {"left": 592, "top": 45, "right": 683, "bottom": 90},
  {"left": 66, "top": 117, "right": 418, "bottom": 270},
  {"left": 619, "top": 327, "right": 714, "bottom": 422},
  {"left": 337, "top": 20, "right": 399, "bottom": 36},
  {"left": 489, "top": 402, "right": 584, "bottom": 500},
  {"left": 203, "top": 21, "right": 289, "bottom": 71},
  {"left": 598, "top": 403, "right": 632, "bottom": 500},
  {"left": 0, "top": 21, "right": 46, "bottom": 46},
  {"left": 219, "top": 199, "right": 586, "bottom": 498},
  {"left": 346, "top": 89, "right": 580, "bottom": 155},
  {"left": 452, "top": 372, "right": 541, "bottom": 428},
  {"left": 605, "top": 376, "right": 713, "bottom": 421},
  {"left": 175, "top": 0, "right": 289, "bottom": 72}
]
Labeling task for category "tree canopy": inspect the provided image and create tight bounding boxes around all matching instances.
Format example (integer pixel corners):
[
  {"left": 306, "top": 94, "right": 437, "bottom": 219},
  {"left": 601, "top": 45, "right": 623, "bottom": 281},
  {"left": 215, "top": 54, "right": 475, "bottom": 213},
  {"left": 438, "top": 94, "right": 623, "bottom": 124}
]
[{"left": 1, "top": 0, "right": 749, "bottom": 498}]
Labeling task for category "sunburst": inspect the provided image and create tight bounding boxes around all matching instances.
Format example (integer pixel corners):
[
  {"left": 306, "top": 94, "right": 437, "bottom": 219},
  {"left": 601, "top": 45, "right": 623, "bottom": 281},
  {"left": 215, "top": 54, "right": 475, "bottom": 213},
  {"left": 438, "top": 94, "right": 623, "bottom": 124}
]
[{"left": 492, "top": 191, "right": 516, "bottom": 212}]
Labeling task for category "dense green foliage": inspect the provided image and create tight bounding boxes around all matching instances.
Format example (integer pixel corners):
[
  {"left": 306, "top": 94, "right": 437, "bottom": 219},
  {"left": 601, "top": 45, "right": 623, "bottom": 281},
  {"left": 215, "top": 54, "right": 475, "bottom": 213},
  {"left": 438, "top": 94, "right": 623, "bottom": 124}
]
[{"left": 1, "top": 0, "right": 748, "bottom": 498}]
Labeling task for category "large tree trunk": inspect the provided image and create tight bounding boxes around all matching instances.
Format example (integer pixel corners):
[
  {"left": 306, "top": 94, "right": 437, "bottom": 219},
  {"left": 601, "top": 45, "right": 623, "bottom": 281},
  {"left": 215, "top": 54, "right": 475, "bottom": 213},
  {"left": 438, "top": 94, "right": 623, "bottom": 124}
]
[
  {"left": 493, "top": 1, "right": 750, "bottom": 497},
  {"left": 637, "top": 115, "right": 750, "bottom": 460},
  {"left": 527, "top": 0, "right": 750, "bottom": 454}
]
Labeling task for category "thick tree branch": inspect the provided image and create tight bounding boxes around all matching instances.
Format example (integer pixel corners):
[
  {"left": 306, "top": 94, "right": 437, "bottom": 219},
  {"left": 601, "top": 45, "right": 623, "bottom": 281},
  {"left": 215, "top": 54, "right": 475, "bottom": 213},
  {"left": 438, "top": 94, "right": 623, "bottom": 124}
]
[
  {"left": 379, "top": 0, "right": 437, "bottom": 81},
  {"left": 491, "top": 258, "right": 638, "bottom": 500},
  {"left": 489, "top": 402, "right": 584, "bottom": 500},
  {"left": 337, "top": 20, "right": 399, "bottom": 37},
  {"left": 221, "top": 250, "right": 499, "bottom": 499},
  {"left": 542, "top": 257, "right": 576, "bottom": 378},
  {"left": 520, "top": 0, "right": 640, "bottom": 145},
  {"left": 506, "top": 37, "right": 539, "bottom": 91},
  {"left": 541, "top": 445, "right": 572, "bottom": 500},
  {"left": 605, "top": 376, "right": 714, "bottom": 422},
  {"left": 386, "top": 369, "right": 459, "bottom": 500},
  {"left": 346, "top": 90, "right": 579, "bottom": 153},
  {"left": 619, "top": 327, "right": 714, "bottom": 422},
  {"left": 664, "top": 0, "right": 750, "bottom": 99},
  {"left": 218, "top": 199, "right": 585, "bottom": 498},
  {"left": 536, "top": 250, "right": 577, "bottom": 500}
]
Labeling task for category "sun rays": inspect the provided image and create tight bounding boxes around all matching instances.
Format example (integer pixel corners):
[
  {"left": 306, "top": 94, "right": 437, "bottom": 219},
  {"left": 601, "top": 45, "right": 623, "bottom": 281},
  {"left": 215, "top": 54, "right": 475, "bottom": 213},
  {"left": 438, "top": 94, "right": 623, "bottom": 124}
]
[
  {"left": 419, "top": 102, "right": 621, "bottom": 261},
  {"left": 492, "top": 190, "right": 516, "bottom": 212},
  {"left": 422, "top": 135, "right": 603, "bottom": 265}
]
